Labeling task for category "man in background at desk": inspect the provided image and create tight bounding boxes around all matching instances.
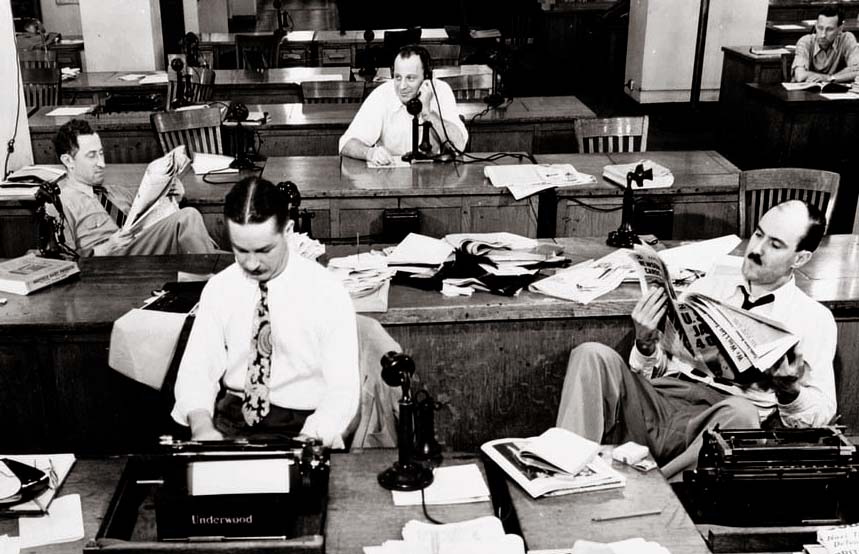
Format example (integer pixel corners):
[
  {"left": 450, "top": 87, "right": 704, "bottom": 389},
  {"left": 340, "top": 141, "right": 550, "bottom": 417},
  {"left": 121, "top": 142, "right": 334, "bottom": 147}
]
[
  {"left": 791, "top": 7, "right": 859, "bottom": 83},
  {"left": 556, "top": 201, "right": 837, "bottom": 479},
  {"left": 53, "top": 119, "right": 218, "bottom": 256},
  {"left": 339, "top": 45, "right": 468, "bottom": 165},
  {"left": 171, "top": 177, "right": 359, "bottom": 448},
  {"left": 15, "top": 17, "right": 60, "bottom": 50}
]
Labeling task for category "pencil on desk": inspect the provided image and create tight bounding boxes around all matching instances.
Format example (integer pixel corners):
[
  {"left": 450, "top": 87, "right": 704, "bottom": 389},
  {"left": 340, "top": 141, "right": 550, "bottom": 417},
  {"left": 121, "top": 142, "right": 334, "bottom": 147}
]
[{"left": 591, "top": 508, "right": 661, "bottom": 522}]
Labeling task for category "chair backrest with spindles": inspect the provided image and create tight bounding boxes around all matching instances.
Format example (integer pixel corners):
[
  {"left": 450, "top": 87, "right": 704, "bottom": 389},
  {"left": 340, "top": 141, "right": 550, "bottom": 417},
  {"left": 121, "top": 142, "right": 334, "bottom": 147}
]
[
  {"left": 151, "top": 106, "right": 223, "bottom": 155},
  {"left": 574, "top": 116, "right": 649, "bottom": 153}
]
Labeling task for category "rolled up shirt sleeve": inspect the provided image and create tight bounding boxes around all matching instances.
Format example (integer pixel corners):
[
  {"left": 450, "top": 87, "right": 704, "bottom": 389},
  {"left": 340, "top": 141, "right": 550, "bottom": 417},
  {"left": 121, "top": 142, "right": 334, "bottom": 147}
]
[{"left": 339, "top": 86, "right": 386, "bottom": 154}]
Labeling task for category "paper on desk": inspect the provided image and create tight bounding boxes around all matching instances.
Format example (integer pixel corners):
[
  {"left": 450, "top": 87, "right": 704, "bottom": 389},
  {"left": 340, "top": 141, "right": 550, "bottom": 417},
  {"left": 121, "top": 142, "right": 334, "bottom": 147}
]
[
  {"left": 387, "top": 233, "right": 453, "bottom": 267},
  {"left": 391, "top": 464, "right": 490, "bottom": 506},
  {"left": 367, "top": 158, "right": 411, "bottom": 169},
  {"left": 0, "top": 454, "right": 75, "bottom": 516},
  {"left": 139, "top": 73, "right": 168, "bottom": 84},
  {"left": 402, "top": 517, "right": 524, "bottom": 554},
  {"left": 821, "top": 92, "right": 859, "bottom": 100},
  {"left": 817, "top": 522, "right": 859, "bottom": 554},
  {"left": 118, "top": 73, "right": 146, "bottom": 81},
  {"left": 444, "top": 232, "right": 538, "bottom": 251},
  {"left": 45, "top": 106, "right": 94, "bottom": 117},
  {"left": 529, "top": 250, "right": 634, "bottom": 304},
  {"left": 191, "top": 153, "right": 238, "bottom": 175},
  {"left": 658, "top": 234, "right": 741, "bottom": 275},
  {"left": 109, "top": 308, "right": 188, "bottom": 390},
  {"left": 773, "top": 24, "right": 805, "bottom": 30},
  {"left": 0, "top": 535, "right": 19, "bottom": 554},
  {"left": 18, "top": 494, "right": 84, "bottom": 548}
]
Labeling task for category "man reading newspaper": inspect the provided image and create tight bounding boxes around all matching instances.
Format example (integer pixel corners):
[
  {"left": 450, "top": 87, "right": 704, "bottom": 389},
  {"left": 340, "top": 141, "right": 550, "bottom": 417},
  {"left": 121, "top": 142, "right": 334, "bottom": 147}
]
[
  {"left": 556, "top": 201, "right": 836, "bottom": 479},
  {"left": 53, "top": 119, "right": 218, "bottom": 256}
]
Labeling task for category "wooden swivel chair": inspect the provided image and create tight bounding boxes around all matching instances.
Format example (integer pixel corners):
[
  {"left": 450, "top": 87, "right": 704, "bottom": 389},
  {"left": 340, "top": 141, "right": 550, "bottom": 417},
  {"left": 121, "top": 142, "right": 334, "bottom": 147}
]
[
  {"left": 18, "top": 49, "right": 57, "bottom": 69},
  {"left": 167, "top": 67, "right": 216, "bottom": 109},
  {"left": 301, "top": 80, "right": 366, "bottom": 104},
  {"left": 444, "top": 73, "right": 492, "bottom": 101},
  {"left": 424, "top": 44, "right": 461, "bottom": 67},
  {"left": 150, "top": 106, "right": 224, "bottom": 155},
  {"left": 235, "top": 34, "right": 278, "bottom": 72},
  {"left": 21, "top": 66, "right": 61, "bottom": 110},
  {"left": 738, "top": 168, "right": 840, "bottom": 237},
  {"left": 574, "top": 115, "right": 649, "bottom": 153}
]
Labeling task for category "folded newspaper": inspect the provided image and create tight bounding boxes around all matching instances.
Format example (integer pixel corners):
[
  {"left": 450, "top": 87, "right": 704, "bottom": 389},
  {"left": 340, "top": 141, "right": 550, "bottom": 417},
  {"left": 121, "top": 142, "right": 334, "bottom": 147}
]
[
  {"left": 628, "top": 243, "right": 797, "bottom": 382},
  {"left": 123, "top": 146, "right": 191, "bottom": 233}
]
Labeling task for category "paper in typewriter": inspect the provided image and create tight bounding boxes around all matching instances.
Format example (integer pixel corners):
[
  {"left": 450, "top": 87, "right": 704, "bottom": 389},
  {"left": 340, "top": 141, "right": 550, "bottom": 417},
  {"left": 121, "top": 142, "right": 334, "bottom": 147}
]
[{"left": 628, "top": 243, "right": 797, "bottom": 381}]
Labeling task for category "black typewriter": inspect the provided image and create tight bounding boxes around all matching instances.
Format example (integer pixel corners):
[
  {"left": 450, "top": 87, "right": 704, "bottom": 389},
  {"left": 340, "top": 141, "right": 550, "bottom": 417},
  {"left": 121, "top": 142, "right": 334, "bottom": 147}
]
[
  {"left": 678, "top": 426, "right": 859, "bottom": 552},
  {"left": 88, "top": 437, "right": 329, "bottom": 552}
]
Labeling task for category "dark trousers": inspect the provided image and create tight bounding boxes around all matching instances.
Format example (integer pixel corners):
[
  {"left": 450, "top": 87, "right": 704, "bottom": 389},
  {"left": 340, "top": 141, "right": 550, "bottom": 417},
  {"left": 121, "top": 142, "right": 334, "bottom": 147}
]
[{"left": 214, "top": 392, "right": 313, "bottom": 441}]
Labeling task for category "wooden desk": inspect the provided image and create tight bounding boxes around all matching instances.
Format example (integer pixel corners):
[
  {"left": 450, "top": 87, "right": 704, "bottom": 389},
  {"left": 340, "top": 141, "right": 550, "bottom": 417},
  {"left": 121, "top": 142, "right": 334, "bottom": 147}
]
[
  {"left": 315, "top": 28, "right": 451, "bottom": 67},
  {"left": 198, "top": 30, "right": 316, "bottom": 68},
  {"left": 62, "top": 72, "right": 169, "bottom": 105},
  {"left": 505, "top": 446, "right": 709, "bottom": 553},
  {"left": 28, "top": 95, "right": 595, "bottom": 163},
  {"left": 729, "top": 82, "right": 859, "bottom": 231},
  {"left": 544, "top": 151, "right": 740, "bottom": 239},
  {"left": 2, "top": 236, "right": 858, "bottom": 454},
  {"left": 0, "top": 452, "right": 490, "bottom": 553}
]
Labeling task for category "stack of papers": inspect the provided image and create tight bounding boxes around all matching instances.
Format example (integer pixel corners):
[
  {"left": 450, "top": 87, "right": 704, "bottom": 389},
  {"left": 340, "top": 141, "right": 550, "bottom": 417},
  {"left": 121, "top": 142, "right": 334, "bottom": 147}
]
[
  {"left": 529, "top": 249, "right": 635, "bottom": 304},
  {"left": 328, "top": 251, "right": 395, "bottom": 313},
  {"left": 603, "top": 160, "right": 673, "bottom": 189},
  {"left": 191, "top": 153, "right": 237, "bottom": 175},
  {"left": 444, "top": 231, "right": 538, "bottom": 251},
  {"left": 386, "top": 233, "right": 453, "bottom": 275},
  {"left": 45, "top": 106, "right": 95, "bottom": 117},
  {"left": 364, "top": 516, "right": 525, "bottom": 554},
  {"left": 391, "top": 464, "right": 490, "bottom": 506},
  {"left": 568, "top": 538, "right": 671, "bottom": 554},
  {"left": 484, "top": 164, "right": 597, "bottom": 200}
]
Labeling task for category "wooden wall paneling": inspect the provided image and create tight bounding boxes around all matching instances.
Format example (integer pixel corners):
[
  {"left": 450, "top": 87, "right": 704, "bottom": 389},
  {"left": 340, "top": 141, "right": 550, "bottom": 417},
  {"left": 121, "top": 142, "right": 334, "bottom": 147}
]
[
  {"left": 835, "top": 317, "right": 859, "bottom": 430},
  {"left": 386, "top": 317, "right": 635, "bottom": 450},
  {"left": 256, "top": 129, "right": 342, "bottom": 157},
  {"left": 298, "top": 198, "right": 332, "bottom": 241},
  {"left": 0, "top": 204, "right": 38, "bottom": 258},
  {"left": 329, "top": 197, "right": 397, "bottom": 240},
  {"left": 467, "top": 195, "right": 539, "bottom": 237},
  {"left": 556, "top": 195, "right": 623, "bottom": 237},
  {"left": 399, "top": 196, "right": 466, "bottom": 238},
  {"left": 0, "top": 336, "right": 52, "bottom": 451},
  {"left": 467, "top": 126, "right": 534, "bottom": 154}
]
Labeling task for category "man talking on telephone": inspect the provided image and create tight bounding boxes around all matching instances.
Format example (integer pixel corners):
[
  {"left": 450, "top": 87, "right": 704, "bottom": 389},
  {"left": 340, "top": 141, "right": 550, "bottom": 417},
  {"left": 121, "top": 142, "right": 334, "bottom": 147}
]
[{"left": 338, "top": 45, "right": 468, "bottom": 165}]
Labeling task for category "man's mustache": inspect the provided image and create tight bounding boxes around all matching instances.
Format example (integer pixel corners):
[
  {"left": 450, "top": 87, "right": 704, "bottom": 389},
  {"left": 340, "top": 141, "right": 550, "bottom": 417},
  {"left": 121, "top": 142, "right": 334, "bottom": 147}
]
[{"left": 747, "top": 252, "right": 762, "bottom": 264}]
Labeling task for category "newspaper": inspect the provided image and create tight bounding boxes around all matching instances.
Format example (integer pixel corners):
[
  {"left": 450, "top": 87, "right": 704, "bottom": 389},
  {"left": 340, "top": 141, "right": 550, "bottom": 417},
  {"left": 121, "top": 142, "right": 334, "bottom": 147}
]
[
  {"left": 123, "top": 146, "right": 191, "bottom": 233},
  {"left": 628, "top": 243, "right": 798, "bottom": 381}
]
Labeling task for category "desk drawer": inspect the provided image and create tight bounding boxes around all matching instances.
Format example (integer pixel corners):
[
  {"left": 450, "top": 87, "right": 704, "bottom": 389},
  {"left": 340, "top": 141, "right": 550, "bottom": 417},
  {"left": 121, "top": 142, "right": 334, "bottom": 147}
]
[
  {"left": 278, "top": 45, "right": 313, "bottom": 67},
  {"left": 320, "top": 47, "right": 352, "bottom": 66}
]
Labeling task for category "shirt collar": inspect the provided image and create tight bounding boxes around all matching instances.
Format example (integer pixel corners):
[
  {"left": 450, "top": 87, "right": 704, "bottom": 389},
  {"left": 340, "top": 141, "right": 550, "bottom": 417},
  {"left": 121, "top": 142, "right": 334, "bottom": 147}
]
[
  {"left": 386, "top": 81, "right": 408, "bottom": 114},
  {"left": 63, "top": 178, "right": 96, "bottom": 198},
  {"left": 736, "top": 273, "right": 796, "bottom": 305},
  {"left": 813, "top": 32, "right": 841, "bottom": 56}
]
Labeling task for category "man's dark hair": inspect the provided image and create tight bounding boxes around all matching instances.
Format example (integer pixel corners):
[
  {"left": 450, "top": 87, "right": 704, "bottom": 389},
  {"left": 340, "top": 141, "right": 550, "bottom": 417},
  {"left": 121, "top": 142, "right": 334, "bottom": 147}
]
[
  {"left": 818, "top": 7, "right": 844, "bottom": 25},
  {"left": 224, "top": 176, "right": 292, "bottom": 232},
  {"left": 795, "top": 201, "right": 827, "bottom": 252},
  {"left": 53, "top": 119, "right": 95, "bottom": 161},
  {"left": 393, "top": 44, "right": 432, "bottom": 79}
]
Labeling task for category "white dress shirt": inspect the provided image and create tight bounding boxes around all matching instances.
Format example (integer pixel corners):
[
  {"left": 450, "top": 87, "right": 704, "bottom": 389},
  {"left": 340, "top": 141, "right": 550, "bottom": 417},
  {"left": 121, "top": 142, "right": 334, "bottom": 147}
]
[
  {"left": 171, "top": 254, "right": 360, "bottom": 447},
  {"left": 338, "top": 79, "right": 468, "bottom": 156},
  {"left": 629, "top": 265, "right": 837, "bottom": 427}
]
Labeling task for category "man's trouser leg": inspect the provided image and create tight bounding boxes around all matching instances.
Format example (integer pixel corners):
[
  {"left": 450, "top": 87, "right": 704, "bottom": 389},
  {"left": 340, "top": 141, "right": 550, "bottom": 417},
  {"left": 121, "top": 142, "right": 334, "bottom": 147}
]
[{"left": 124, "top": 207, "right": 218, "bottom": 255}]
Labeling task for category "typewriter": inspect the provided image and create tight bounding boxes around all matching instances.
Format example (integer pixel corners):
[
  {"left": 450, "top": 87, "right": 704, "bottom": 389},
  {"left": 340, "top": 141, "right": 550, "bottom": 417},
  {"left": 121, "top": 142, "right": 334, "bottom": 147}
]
[
  {"left": 682, "top": 426, "right": 859, "bottom": 527},
  {"left": 89, "top": 437, "right": 328, "bottom": 550}
]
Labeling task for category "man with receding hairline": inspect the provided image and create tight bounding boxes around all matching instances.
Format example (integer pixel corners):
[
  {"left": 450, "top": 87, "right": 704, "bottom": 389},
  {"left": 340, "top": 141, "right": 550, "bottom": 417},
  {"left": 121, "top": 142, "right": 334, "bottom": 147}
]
[
  {"left": 792, "top": 7, "right": 859, "bottom": 83},
  {"left": 556, "top": 200, "right": 837, "bottom": 478}
]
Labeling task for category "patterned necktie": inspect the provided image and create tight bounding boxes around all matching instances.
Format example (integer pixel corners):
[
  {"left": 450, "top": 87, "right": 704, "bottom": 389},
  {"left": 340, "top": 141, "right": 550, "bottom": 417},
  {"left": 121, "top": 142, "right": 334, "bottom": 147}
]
[
  {"left": 243, "top": 281, "right": 272, "bottom": 426},
  {"left": 740, "top": 286, "right": 774, "bottom": 311}
]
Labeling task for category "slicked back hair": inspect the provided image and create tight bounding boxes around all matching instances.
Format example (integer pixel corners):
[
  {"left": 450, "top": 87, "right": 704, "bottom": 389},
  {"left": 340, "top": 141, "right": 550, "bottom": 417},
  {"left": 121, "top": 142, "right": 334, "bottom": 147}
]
[{"left": 224, "top": 176, "right": 291, "bottom": 232}]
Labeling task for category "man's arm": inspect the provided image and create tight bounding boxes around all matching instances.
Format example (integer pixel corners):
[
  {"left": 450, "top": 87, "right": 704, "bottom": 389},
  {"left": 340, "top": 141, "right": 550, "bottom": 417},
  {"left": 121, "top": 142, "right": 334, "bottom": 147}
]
[
  {"left": 338, "top": 86, "right": 386, "bottom": 160},
  {"left": 340, "top": 137, "right": 394, "bottom": 165},
  {"left": 422, "top": 80, "right": 468, "bottom": 153},
  {"left": 628, "top": 287, "right": 669, "bottom": 378},
  {"left": 830, "top": 33, "right": 859, "bottom": 82},
  {"left": 791, "top": 35, "right": 815, "bottom": 82},
  {"left": 298, "top": 278, "right": 360, "bottom": 448},
  {"left": 170, "top": 281, "right": 229, "bottom": 435}
]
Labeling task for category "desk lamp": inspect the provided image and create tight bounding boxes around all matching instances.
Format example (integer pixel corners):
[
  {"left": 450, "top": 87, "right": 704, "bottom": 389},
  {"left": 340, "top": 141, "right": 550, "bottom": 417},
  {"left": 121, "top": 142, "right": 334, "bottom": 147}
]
[
  {"left": 377, "top": 352, "right": 434, "bottom": 491},
  {"left": 606, "top": 163, "right": 652, "bottom": 248}
]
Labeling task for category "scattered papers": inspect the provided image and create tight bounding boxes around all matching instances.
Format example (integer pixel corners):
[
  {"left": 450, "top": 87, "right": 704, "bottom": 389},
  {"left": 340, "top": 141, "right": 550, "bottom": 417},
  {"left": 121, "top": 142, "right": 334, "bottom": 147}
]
[
  {"left": 285, "top": 30, "right": 315, "bottom": 41},
  {"left": 191, "top": 153, "right": 237, "bottom": 175},
  {"left": 821, "top": 92, "right": 859, "bottom": 100},
  {"left": 328, "top": 250, "right": 395, "bottom": 313},
  {"left": 367, "top": 158, "right": 411, "bottom": 169},
  {"left": 17, "top": 494, "right": 84, "bottom": 548},
  {"left": 484, "top": 164, "right": 597, "bottom": 200},
  {"left": 288, "top": 231, "right": 325, "bottom": 261},
  {"left": 529, "top": 250, "right": 634, "bottom": 304},
  {"left": 0, "top": 454, "right": 75, "bottom": 516},
  {"left": 444, "top": 232, "right": 538, "bottom": 251},
  {"left": 391, "top": 464, "right": 490, "bottom": 506},
  {"left": 386, "top": 233, "right": 454, "bottom": 269},
  {"left": 441, "top": 282, "right": 474, "bottom": 296},
  {"left": 659, "top": 234, "right": 741, "bottom": 276},
  {"left": 45, "top": 106, "right": 94, "bottom": 117},
  {"left": 118, "top": 73, "right": 146, "bottom": 81},
  {"left": 0, "top": 535, "right": 19, "bottom": 554},
  {"left": 364, "top": 516, "right": 525, "bottom": 554},
  {"left": 139, "top": 73, "right": 169, "bottom": 84},
  {"left": 603, "top": 160, "right": 674, "bottom": 189}
]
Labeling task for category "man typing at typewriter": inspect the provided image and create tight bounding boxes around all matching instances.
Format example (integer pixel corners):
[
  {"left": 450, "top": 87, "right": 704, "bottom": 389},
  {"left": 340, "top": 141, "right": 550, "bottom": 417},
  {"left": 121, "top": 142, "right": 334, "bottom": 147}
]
[
  {"left": 556, "top": 200, "right": 837, "bottom": 479},
  {"left": 171, "top": 177, "right": 360, "bottom": 448},
  {"left": 52, "top": 119, "right": 218, "bottom": 256}
]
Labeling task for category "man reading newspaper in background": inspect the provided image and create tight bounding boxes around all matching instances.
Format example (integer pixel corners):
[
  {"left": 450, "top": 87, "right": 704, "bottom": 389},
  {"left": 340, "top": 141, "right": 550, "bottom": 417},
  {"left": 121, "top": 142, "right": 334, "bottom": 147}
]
[
  {"left": 53, "top": 119, "right": 218, "bottom": 257},
  {"left": 556, "top": 200, "right": 837, "bottom": 479}
]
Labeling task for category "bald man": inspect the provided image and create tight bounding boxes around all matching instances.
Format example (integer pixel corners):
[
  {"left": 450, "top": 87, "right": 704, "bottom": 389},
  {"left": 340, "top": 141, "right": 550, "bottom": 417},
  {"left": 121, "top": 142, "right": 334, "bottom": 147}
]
[{"left": 556, "top": 200, "right": 837, "bottom": 478}]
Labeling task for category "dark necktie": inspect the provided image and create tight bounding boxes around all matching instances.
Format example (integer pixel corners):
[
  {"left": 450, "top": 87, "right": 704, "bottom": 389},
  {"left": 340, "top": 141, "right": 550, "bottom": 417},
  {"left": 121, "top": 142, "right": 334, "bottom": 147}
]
[
  {"left": 740, "top": 286, "right": 774, "bottom": 311},
  {"left": 92, "top": 186, "right": 126, "bottom": 227},
  {"left": 242, "top": 281, "right": 272, "bottom": 426}
]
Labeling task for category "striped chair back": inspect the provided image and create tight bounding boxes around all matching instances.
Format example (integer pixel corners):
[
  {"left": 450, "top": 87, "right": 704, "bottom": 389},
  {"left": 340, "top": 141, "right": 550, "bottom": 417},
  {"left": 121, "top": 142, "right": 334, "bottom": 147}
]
[{"left": 151, "top": 106, "right": 223, "bottom": 155}]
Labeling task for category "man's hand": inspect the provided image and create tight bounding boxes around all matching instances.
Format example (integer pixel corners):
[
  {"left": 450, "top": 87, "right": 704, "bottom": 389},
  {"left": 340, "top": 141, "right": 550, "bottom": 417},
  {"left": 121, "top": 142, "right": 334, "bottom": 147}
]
[
  {"left": 632, "top": 287, "right": 667, "bottom": 356},
  {"left": 419, "top": 80, "right": 435, "bottom": 119},
  {"left": 766, "top": 347, "right": 806, "bottom": 404},
  {"left": 367, "top": 145, "right": 393, "bottom": 166},
  {"left": 93, "top": 229, "right": 135, "bottom": 256},
  {"left": 188, "top": 410, "right": 224, "bottom": 441},
  {"left": 806, "top": 72, "right": 830, "bottom": 83}
]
